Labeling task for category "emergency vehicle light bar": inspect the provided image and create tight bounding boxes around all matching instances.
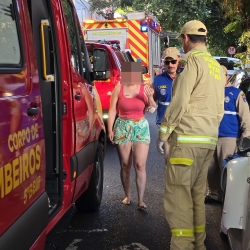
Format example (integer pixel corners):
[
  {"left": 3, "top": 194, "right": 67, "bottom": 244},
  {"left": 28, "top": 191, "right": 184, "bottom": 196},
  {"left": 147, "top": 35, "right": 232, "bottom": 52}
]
[
  {"left": 84, "top": 18, "right": 127, "bottom": 24},
  {"left": 41, "top": 19, "right": 54, "bottom": 82}
]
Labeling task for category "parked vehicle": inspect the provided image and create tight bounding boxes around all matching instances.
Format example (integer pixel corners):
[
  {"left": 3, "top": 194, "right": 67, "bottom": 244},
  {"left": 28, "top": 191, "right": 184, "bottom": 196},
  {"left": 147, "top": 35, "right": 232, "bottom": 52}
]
[
  {"left": 86, "top": 40, "right": 127, "bottom": 124},
  {"left": 220, "top": 78, "right": 250, "bottom": 250},
  {"left": 0, "top": 0, "right": 106, "bottom": 249},
  {"left": 214, "top": 56, "right": 241, "bottom": 77},
  {"left": 83, "top": 11, "right": 161, "bottom": 84}
]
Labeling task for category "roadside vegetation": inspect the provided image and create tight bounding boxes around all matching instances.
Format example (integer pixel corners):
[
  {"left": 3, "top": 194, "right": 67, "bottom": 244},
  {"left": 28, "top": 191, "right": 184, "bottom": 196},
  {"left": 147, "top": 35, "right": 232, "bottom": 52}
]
[{"left": 88, "top": 0, "right": 250, "bottom": 66}]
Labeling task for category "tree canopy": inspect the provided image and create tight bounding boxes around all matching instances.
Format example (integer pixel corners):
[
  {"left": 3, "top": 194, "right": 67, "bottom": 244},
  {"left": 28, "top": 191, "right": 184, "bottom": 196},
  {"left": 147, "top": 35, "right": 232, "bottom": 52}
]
[
  {"left": 218, "top": 0, "right": 250, "bottom": 65},
  {"left": 87, "top": 0, "right": 249, "bottom": 60}
]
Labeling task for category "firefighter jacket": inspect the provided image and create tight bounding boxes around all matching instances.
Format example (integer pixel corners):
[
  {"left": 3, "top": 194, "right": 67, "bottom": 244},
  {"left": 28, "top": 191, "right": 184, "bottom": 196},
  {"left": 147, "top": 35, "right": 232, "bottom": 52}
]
[
  {"left": 219, "top": 86, "right": 250, "bottom": 138},
  {"left": 153, "top": 71, "right": 174, "bottom": 125},
  {"left": 159, "top": 45, "right": 225, "bottom": 150}
]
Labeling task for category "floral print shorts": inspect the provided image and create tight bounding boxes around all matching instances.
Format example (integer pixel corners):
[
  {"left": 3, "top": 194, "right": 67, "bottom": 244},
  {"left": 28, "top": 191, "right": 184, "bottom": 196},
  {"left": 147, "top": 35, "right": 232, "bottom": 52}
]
[{"left": 113, "top": 117, "right": 150, "bottom": 145}]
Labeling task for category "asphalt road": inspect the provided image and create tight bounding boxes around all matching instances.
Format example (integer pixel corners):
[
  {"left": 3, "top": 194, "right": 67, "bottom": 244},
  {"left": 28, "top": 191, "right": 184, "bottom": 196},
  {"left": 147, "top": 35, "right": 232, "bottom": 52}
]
[{"left": 45, "top": 113, "right": 230, "bottom": 250}]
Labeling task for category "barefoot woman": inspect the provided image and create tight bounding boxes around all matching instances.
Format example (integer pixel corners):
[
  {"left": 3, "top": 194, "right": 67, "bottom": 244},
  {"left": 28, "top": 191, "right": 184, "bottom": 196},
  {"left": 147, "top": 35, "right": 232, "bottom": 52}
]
[{"left": 108, "top": 77, "right": 156, "bottom": 209}]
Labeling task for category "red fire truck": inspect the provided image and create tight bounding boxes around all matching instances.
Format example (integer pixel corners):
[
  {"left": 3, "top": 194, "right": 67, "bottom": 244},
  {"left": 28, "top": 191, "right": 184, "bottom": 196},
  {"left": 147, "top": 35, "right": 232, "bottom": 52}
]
[
  {"left": 83, "top": 11, "right": 162, "bottom": 84},
  {"left": 0, "top": 0, "right": 106, "bottom": 249}
]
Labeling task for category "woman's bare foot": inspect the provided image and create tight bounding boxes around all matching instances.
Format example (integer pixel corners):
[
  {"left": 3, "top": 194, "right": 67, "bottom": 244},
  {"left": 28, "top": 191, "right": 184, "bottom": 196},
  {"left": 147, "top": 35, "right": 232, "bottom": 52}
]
[
  {"left": 122, "top": 197, "right": 130, "bottom": 205},
  {"left": 138, "top": 202, "right": 147, "bottom": 210}
]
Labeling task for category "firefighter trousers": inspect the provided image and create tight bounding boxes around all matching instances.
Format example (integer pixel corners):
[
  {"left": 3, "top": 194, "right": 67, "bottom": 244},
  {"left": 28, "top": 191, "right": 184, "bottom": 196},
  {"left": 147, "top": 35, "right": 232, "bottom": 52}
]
[
  {"left": 207, "top": 137, "right": 237, "bottom": 201},
  {"left": 164, "top": 145, "right": 214, "bottom": 250}
]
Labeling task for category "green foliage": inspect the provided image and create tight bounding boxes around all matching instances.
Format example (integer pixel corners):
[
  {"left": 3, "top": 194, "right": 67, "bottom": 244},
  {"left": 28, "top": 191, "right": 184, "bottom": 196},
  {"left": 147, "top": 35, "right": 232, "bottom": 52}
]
[
  {"left": 218, "top": 0, "right": 250, "bottom": 65},
  {"left": 87, "top": 0, "right": 244, "bottom": 58},
  {"left": 132, "top": 0, "right": 237, "bottom": 56},
  {"left": 132, "top": 0, "right": 208, "bottom": 32},
  {"left": 224, "top": 21, "right": 243, "bottom": 37},
  {"left": 204, "top": 1, "right": 238, "bottom": 56}
]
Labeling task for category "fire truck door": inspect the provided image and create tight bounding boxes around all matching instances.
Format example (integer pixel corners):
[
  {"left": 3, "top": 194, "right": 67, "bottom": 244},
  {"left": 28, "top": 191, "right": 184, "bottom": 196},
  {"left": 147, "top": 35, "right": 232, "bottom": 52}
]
[
  {"left": 61, "top": 0, "right": 96, "bottom": 199},
  {"left": 27, "top": 0, "right": 63, "bottom": 210},
  {"left": 0, "top": 0, "right": 48, "bottom": 249}
]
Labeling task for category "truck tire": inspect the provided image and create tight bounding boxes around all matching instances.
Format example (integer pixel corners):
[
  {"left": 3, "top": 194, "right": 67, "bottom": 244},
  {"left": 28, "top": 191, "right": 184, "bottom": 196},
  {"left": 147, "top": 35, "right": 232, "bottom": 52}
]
[{"left": 75, "top": 143, "right": 104, "bottom": 213}]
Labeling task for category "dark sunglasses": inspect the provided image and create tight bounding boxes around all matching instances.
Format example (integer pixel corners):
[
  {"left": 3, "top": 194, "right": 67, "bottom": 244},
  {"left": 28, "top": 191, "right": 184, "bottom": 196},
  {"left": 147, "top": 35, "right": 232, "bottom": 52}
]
[{"left": 164, "top": 60, "right": 177, "bottom": 65}]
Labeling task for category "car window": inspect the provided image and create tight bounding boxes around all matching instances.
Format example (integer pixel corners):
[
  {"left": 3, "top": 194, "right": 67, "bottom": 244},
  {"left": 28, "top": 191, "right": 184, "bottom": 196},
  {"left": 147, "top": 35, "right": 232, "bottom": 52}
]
[
  {"left": 92, "top": 49, "right": 108, "bottom": 72},
  {"left": 0, "top": 0, "right": 21, "bottom": 66}
]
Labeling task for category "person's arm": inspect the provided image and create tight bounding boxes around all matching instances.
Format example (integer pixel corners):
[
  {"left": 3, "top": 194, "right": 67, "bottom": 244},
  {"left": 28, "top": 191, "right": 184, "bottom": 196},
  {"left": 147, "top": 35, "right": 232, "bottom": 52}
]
[
  {"left": 159, "top": 56, "right": 197, "bottom": 141},
  {"left": 236, "top": 91, "right": 250, "bottom": 137},
  {"left": 144, "top": 85, "right": 156, "bottom": 108},
  {"left": 107, "top": 85, "right": 120, "bottom": 142}
]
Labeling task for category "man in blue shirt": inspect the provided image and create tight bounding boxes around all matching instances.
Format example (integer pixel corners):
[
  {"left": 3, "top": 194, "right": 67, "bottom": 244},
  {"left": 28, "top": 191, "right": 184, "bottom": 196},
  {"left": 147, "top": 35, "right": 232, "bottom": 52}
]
[
  {"left": 153, "top": 47, "right": 180, "bottom": 160},
  {"left": 152, "top": 47, "right": 180, "bottom": 126},
  {"left": 206, "top": 65, "right": 250, "bottom": 203}
]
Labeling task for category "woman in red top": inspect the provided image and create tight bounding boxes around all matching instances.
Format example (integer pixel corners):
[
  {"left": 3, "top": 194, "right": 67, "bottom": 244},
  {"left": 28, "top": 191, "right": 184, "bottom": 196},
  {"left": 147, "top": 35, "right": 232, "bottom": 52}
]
[{"left": 108, "top": 79, "right": 156, "bottom": 209}]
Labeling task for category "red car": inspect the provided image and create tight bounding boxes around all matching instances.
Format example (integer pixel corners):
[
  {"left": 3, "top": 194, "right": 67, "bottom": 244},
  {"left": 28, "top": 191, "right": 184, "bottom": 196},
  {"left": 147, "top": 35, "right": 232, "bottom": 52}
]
[{"left": 86, "top": 41, "right": 127, "bottom": 124}]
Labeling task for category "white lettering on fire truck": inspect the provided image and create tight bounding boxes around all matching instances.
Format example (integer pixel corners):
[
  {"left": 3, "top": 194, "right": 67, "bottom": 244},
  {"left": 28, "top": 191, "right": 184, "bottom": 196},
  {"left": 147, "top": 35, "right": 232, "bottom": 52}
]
[{"left": 92, "top": 31, "right": 122, "bottom": 36}]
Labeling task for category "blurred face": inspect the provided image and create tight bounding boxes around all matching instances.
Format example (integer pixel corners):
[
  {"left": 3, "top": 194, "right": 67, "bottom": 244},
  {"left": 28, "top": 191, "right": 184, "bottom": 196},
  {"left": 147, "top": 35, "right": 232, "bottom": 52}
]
[
  {"left": 121, "top": 71, "right": 141, "bottom": 85},
  {"left": 121, "top": 62, "right": 142, "bottom": 85},
  {"left": 164, "top": 56, "right": 179, "bottom": 74}
]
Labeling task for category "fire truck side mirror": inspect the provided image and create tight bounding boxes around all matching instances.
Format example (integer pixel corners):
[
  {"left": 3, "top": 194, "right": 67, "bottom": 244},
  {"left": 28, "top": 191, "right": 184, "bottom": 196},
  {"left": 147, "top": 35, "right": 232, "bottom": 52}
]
[
  {"left": 92, "top": 49, "right": 110, "bottom": 80},
  {"left": 142, "top": 66, "right": 148, "bottom": 74}
]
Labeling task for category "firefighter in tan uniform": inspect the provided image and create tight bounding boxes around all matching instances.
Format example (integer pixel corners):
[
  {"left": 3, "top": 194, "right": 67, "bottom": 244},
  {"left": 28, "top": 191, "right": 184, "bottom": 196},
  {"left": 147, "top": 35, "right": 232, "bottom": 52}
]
[
  {"left": 206, "top": 65, "right": 250, "bottom": 203},
  {"left": 156, "top": 20, "right": 225, "bottom": 250}
]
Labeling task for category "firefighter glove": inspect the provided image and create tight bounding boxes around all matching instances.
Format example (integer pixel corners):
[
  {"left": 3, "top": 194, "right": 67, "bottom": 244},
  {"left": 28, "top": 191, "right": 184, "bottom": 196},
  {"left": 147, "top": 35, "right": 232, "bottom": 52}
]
[{"left": 156, "top": 138, "right": 164, "bottom": 155}]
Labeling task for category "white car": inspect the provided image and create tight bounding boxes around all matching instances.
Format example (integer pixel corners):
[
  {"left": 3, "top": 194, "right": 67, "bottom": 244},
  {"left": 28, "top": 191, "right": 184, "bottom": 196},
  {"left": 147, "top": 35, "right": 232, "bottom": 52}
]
[{"left": 213, "top": 56, "right": 241, "bottom": 77}]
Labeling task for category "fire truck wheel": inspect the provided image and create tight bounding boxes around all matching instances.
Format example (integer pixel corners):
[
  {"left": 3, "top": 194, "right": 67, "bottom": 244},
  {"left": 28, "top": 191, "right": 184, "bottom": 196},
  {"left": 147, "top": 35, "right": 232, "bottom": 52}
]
[{"left": 75, "top": 142, "right": 104, "bottom": 213}]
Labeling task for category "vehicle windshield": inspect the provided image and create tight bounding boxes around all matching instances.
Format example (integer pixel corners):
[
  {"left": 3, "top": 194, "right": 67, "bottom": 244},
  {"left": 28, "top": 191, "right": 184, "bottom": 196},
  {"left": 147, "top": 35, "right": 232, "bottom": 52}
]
[{"left": 89, "top": 49, "right": 108, "bottom": 71}]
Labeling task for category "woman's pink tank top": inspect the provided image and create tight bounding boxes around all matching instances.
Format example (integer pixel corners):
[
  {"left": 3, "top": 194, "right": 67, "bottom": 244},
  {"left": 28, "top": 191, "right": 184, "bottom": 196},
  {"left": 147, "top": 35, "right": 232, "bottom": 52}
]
[{"left": 118, "top": 84, "right": 147, "bottom": 119}]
